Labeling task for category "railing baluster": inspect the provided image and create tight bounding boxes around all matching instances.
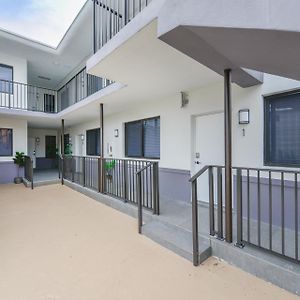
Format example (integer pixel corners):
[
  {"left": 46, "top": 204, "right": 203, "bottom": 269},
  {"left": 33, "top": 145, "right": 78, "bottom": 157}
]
[
  {"left": 191, "top": 179, "right": 199, "bottom": 266},
  {"left": 137, "top": 172, "right": 142, "bottom": 234},
  {"left": 247, "top": 169, "right": 250, "bottom": 243},
  {"left": 295, "top": 173, "right": 298, "bottom": 261},
  {"left": 281, "top": 172, "right": 285, "bottom": 255},
  {"left": 257, "top": 170, "right": 261, "bottom": 247},
  {"left": 217, "top": 167, "right": 223, "bottom": 240},
  {"left": 269, "top": 171, "right": 272, "bottom": 251},
  {"left": 208, "top": 166, "right": 215, "bottom": 236},
  {"left": 236, "top": 168, "right": 244, "bottom": 248}
]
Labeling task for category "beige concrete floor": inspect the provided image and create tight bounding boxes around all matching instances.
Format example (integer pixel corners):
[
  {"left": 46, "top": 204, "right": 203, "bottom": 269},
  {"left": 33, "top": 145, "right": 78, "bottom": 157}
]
[{"left": 0, "top": 184, "right": 297, "bottom": 300}]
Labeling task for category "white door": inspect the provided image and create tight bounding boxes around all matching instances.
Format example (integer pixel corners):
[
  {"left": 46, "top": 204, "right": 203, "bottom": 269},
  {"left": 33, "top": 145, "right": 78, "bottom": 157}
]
[
  {"left": 28, "top": 137, "right": 36, "bottom": 169},
  {"left": 192, "top": 113, "right": 224, "bottom": 202},
  {"left": 76, "top": 135, "right": 84, "bottom": 156}
]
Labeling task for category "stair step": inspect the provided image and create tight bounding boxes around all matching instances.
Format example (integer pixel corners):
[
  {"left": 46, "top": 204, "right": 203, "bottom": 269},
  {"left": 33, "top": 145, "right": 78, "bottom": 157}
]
[{"left": 143, "top": 219, "right": 211, "bottom": 264}]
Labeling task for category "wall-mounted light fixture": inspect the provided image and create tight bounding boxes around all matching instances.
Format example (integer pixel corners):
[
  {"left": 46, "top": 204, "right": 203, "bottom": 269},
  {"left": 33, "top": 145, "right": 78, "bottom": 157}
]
[
  {"left": 239, "top": 109, "right": 250, "bottom": 125},
  {"left": 35, "top": 137, "right": 40, "bottom": 144},
  {"left": 114, "top": 129, "right": 119, "bottom": 138},
  {"left": 80, "top": 134, "right": 85, "bottom": 142},
  {"left": 181, "top": 91, "right": 189, "bottom": 108}
]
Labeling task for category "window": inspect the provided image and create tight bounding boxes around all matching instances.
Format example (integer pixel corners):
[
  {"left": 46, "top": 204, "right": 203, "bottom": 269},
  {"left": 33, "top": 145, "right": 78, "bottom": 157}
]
[
  {"left": 44, "top": 94, "right": 55, "bottom": 113},
  {"left": 0, "top": 64, "right": 13, "bottom": 94},
  {"left": 264, "top": 92, "right": 300, "bottom": 167},
  {"left": 125, "top": 117, "right": 160, "bottom": 159},
  {"left": 0, "top": 128, "right": 13, "bottom": 156},
  {"left": 86, "top": 128, "right": 100, "bottom": 156}
]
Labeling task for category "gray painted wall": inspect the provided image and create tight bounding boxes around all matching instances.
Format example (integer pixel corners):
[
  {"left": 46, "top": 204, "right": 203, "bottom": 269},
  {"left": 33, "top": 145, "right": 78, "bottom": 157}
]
[
  {"left": 159, "top": 168, "right": 191, "bottom": 203},
  {"left": 0, "top": 161, "right": 24, "bottom": 184}
]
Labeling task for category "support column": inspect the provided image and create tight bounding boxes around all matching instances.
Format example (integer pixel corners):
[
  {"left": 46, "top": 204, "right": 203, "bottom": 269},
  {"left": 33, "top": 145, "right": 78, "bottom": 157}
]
[
  {"left": 99, "top": 104, "right": 104, "bottom": 193},
  {"left": 224, "top": 69, "right": 233, "bottom": 243},
  {"left": 93, "top": 0, "right": 96, "bottom": 54},
  {"left": 61, "top": 119, "right": 65, "bottom": 185}
]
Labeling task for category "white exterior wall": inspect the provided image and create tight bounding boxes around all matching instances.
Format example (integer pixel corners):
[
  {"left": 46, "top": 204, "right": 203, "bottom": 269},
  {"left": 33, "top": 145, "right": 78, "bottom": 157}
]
[
  {"left": 0, "top": 51, "right": 28, "bottom": 110},
  {"left": 68, "top": 74, "right": 300, "bottom": 172},
  {"left": 28, "top": 128, "right": 58, "bottom": 158},
  {"left": 0, "top": 51, "right": 27, "bottom": 83},
  {"left": 0, "top": 117, "right": 27, "bottom": 161}
]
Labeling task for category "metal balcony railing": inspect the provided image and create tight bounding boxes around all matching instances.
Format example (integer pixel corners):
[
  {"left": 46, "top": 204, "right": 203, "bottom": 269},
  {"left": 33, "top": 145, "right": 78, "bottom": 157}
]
[
  {"left": 190, "top": 165, "right": 300, "bottom": 265},
  {"left": 0, "top": 79, "right": 58, "bottom": 113},
  {"left": 93, "top": 0, "right": 152, "bottom": 52},
  {"left": 0, "top": 68, "right": 111, "bottom": 113},
  {"left": 62, "top": 155, "right": 160, "bottom": 215}
]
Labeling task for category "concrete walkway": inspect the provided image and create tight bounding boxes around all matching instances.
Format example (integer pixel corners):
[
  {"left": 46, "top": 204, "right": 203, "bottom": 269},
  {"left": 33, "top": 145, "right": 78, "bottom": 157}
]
[{"left": 0, "top": 184, "right": 298, "bottom": 300}]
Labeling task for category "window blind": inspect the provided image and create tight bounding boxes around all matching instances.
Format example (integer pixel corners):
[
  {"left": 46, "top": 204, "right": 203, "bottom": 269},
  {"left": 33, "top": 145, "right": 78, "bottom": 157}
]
[
  {"left": 125, "top": 117, "right": 160, "bottom": 159},
  {"left": 265, "top": 93, "right": 300, "bottom": 166},
  {"left": 125, "top": 121, "right": 143, "bottom": 157},
  {"left": 86, "top": 128, "right": 100, "bottom": 156},
  {"left": 144, "top": 118, "right": 160, "bottom": 158}
]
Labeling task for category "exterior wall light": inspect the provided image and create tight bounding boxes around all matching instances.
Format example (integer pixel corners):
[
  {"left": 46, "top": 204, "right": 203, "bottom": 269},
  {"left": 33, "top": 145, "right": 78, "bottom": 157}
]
[
  {"left": 114, "top": 129, "right": 119, "bottom": 138},
  {"left": 80, "top": 134, "right": 85, "bottom": 142},
  {"left": 239, "top": 109, "right": 250, "bottom": 125},
  {"left": 35, "top": 137, "right": 40, "bottom": 144}
]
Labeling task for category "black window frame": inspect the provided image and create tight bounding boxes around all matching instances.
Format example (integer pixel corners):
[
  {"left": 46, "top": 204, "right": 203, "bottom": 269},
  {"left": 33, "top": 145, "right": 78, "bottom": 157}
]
[
  {"left": 86, "top": 128, "right": 100, "bottom": 156},
  {"left": 125, "top": 116, "right": 160, "bottom": 159},
  {"left": 264, "top": 90, "right": 300, "bottom": 168},
  {"left": 0, "top": 63, "right": 13, "bottom": 94},
  {"left": 0, "top": 128, "right": 13, "bottom": 157}
]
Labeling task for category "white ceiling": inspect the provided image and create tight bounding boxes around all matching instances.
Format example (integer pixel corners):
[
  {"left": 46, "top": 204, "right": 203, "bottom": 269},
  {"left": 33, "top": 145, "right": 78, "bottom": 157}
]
[
  {"left": 1, "top": 18, "right": 222, "bottom": 130},
  {"left": 0, "top": 0, "right": 93, "bottom": 89}
]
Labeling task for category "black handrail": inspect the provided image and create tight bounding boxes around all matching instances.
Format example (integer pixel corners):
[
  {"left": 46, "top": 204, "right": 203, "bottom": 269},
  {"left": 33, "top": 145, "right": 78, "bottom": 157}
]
[
  {"left": 93, "top": 0, "right": 152, "bottom": 52},
  {"left": 190, "top": 165, "right": 300, "bottom": 266},
  {"left": 189, "top": 165, "right": 210, "bottom": 266},
  {"left": 24, "top": 156, "right": 34, "bottom": 189},
  {"left": 62, "top": 156, "right": 160, "bottom": 218},
  {"left": 189, "top": 165, "right": 210, "bottom": 183},
  {"left": 136, "top": 161, "right": 159, "bottom": 234},
  {"left": 0, "top": 68, "right": 109, "bottom": 113}
]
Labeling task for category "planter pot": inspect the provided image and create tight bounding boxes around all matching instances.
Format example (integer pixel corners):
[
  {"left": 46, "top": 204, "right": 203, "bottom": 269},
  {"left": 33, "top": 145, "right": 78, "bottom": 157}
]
[{"left": 14, "top": 177, "right": 23, "bottom": 184}]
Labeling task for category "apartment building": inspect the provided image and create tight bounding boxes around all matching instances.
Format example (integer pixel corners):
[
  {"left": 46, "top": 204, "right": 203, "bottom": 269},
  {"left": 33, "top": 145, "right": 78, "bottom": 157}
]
[{"left": 0, "top": 0, "right": 299, "bottom": 294}]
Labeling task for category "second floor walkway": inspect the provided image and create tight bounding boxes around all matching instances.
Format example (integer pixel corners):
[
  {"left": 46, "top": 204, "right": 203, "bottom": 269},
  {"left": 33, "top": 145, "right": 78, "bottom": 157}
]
[{"left": 0, "top": 67, "right": 111, "bottom": 114}]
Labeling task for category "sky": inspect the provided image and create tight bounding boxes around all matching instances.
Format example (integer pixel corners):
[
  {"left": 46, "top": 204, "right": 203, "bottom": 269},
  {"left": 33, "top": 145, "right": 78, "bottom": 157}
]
[{"left": 0, "top": 0, "right": 87, "bottom": 47}]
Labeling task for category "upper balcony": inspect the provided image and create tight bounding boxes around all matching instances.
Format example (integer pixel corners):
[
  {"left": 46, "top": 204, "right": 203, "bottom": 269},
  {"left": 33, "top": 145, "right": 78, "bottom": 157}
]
[
  {"left": 0, "top": 67, "right": 111, "bottom": 114},
  {"left": 93, "top": 0, "right": 152, "bottom": 52}
]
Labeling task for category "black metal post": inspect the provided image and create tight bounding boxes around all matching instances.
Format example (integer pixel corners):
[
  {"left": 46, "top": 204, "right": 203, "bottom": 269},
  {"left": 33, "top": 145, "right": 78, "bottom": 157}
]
[
  {"left": 61, "top": 119, "right": 65, "bottom": 185},
  {"left": 208, "top": 166, "right": 215, "bottom": 236},
  {"left": 153, "top": 162, "right": 160, "bottom": 215},
  {"left": 123, "top": 160, "right": 128, "bottom": 202},
  {"left": 93, "top": 0, "right": 96, "bottom": 54},
  {"left": 124, "top": 0, "right": 128, "bottom": 25},
  {"left": 137, "top": 173, "right": 143, "bottom": 234},
  {"left": 83, "top": 157, "right": 86, "bottom": 187},
  {"left": 224, "top": 69, "right": 233, "bottom": 243},
  {"left": 236, "top": 168, "right": 244, "bottom": 248},
  {"left": 217, "top": 167, "right": 223, "bottom": 240},
  {"left": 99, "top": 103, "right": 104, "bottom": 193},
  {"left": 191, "top": 180, "right": 199, "bottom": 266},
  {"left": 30, "top": 159, "right": 34, "bottom": 190}
]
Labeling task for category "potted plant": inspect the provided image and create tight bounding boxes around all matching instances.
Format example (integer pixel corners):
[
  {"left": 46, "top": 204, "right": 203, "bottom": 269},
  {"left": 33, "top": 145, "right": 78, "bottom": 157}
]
[{"left": 13, "top": 151, "right": 25, "bottom": 184}]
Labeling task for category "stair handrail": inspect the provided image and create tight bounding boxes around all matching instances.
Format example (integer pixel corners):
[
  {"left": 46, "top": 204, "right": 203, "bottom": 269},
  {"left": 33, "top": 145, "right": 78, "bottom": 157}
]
[
  {"left": 136, "top": 161, "right": 159, "bottom": 234},
  {"left": 24, "top": 155, "right": 34, "bottom": 190}
]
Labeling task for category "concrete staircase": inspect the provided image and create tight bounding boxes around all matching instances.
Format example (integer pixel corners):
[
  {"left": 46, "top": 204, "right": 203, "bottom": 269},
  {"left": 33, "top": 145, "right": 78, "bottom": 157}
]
[
  {"left": 143, "top": 218, "right": 211, "bottom": 264},
  {"left": 64, "top": 181, "right": 300, "bottom": 295}
]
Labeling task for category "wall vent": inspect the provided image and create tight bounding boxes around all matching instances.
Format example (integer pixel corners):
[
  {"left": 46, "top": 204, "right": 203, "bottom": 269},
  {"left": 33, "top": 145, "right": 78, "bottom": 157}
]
[{"left": 38, "top": 75, "right": 51, "bottom": 81}]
